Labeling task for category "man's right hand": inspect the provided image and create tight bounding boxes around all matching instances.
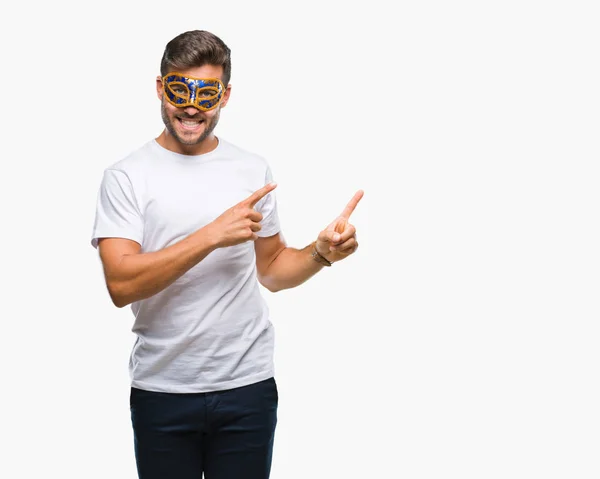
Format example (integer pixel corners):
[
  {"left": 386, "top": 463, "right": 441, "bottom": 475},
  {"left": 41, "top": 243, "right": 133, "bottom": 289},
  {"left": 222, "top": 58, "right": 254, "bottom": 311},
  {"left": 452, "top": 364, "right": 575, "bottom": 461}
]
[{"left": 207, "top": 182, "right": 278, "bottom": 248}]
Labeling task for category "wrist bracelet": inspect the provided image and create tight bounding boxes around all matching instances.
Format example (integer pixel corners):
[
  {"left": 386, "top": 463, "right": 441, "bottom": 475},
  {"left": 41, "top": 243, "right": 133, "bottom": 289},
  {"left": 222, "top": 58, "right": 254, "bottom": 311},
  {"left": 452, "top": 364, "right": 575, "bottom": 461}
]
[{"left": 311, "top": 243, "right": 332, "bottom": 267}]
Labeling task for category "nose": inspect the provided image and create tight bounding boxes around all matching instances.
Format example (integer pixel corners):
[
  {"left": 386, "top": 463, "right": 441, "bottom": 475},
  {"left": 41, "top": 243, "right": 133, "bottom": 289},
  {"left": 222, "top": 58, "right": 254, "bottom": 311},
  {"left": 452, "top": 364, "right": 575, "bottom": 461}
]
[{"left": 182, "top": 106, "right": 201, "bottom": 116}]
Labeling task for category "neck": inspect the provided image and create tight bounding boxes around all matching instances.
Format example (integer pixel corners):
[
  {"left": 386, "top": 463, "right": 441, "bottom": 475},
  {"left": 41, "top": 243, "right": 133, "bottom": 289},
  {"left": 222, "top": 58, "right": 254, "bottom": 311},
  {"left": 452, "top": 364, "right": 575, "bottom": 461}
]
[{"left": 156, "top": 130, "right": 219, "bottom": 156}]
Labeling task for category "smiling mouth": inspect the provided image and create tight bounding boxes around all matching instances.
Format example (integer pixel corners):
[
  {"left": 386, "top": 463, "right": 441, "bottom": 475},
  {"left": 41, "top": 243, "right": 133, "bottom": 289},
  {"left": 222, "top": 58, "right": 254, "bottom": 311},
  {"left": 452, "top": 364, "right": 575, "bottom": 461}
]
[{"left": 177, "top": 118, "right": 205, "bottom": 130}]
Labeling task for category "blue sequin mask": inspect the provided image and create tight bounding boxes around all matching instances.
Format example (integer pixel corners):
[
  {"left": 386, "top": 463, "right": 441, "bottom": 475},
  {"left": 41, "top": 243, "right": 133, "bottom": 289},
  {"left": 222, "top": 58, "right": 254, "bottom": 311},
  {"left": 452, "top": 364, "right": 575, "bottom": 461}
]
[{"left": 162, "top": 72, "right": 226, "bottom": 111}]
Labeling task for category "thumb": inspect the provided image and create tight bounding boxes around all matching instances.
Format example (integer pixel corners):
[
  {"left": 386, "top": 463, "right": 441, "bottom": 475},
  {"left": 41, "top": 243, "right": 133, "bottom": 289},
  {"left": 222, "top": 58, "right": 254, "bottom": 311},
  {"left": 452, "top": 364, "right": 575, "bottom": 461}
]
[{"left": 318, "top": 229, "right": 342, "bottom": 244}]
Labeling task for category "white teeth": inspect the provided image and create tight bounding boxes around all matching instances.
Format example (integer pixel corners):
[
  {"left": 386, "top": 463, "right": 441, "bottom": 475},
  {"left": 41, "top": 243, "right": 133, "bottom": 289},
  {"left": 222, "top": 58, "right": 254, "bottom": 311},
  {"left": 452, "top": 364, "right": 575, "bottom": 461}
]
[{"left": 181, "top": 119, "right": 201, "bottom": 126}]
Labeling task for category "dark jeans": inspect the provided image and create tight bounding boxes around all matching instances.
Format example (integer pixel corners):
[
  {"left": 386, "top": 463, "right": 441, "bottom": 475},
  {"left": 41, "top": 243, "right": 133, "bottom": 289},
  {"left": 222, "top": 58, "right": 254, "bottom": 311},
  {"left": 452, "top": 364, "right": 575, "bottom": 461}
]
[{"left": 130, "top": 377, "right": 278, "bottom": 479}]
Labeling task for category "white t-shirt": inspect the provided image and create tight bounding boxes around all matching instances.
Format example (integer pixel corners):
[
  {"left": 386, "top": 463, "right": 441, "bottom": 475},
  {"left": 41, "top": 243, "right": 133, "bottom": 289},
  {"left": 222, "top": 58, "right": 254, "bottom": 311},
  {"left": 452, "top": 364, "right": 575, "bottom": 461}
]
[{"left": 91, "top": 137, "right": 280, "bottom": 393}]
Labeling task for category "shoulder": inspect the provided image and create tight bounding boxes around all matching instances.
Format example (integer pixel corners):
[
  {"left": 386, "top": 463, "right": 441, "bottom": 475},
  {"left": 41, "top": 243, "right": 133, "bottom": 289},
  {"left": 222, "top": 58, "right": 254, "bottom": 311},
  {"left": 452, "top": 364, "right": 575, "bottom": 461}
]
[{"left": 98, "top": 140, "right": 159, "bottom": 195}]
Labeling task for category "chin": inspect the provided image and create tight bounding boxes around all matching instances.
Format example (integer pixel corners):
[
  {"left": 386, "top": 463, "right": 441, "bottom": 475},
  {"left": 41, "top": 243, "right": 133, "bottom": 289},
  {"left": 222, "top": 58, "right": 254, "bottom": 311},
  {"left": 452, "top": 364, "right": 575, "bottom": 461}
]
[
  {"left": 172, "top": 125, "right": 202, "bottom": 142},
  {"left": 179, "top": 131, "right": 210, "bottom": 145}
]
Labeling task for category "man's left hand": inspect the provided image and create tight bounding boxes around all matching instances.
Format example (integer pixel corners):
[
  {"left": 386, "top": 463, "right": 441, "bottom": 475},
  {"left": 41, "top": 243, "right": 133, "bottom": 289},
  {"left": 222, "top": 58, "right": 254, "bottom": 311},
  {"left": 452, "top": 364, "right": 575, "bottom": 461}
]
[{"left": 315, "top": 190, "right": 364, "bottom": 263}]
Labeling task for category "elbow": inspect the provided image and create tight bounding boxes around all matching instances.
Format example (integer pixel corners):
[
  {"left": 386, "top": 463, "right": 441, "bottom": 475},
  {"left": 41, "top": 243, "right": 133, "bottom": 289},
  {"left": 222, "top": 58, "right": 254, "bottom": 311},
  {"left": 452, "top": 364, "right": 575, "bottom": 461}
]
[
  {"left": 263, "top": 282, "right": 282, "bottom": 293},
  {"left": 111, "top": 297, "right": 130, "bottom": 309},
  {"left": 258, "top": 275, "right": 283, "bottom": 293},
  {"left": 107, "top": 281, "right": 131, "bottom": 308}
]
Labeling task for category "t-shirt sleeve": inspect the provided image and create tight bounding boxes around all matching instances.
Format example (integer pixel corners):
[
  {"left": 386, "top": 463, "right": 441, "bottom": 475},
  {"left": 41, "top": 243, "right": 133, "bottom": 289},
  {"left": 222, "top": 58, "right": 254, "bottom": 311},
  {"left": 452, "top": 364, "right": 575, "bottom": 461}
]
[
  {"left": 255, "top": 165, "right": 281, "bottom": 238},
  {"left": 91, "top": 169, "right": 144, "bottom": 248}
]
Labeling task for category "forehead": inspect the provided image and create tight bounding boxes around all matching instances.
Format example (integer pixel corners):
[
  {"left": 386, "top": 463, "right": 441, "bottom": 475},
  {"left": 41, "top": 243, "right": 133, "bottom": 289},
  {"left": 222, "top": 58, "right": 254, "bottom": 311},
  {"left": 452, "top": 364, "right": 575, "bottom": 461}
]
[{"left": 172, "top": 64, "right": 225, "bottom": 82}]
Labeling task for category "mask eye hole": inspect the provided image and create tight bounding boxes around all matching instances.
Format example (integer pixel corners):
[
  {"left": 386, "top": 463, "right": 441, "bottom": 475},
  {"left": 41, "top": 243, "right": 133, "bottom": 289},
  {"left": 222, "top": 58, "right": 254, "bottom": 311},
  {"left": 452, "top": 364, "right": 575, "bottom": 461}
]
[
  {"left": 167, "top": 82, "right": 189, "bottom": 99},
  {"left": 196, "top": 87, "right": 220, "bottom": 99}
]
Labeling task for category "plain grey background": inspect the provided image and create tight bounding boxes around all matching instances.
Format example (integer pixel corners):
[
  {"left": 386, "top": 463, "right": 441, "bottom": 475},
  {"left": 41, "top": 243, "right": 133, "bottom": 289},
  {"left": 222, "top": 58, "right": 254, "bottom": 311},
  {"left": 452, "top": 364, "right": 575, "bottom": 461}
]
[{"left": 1, "top": 1, "right": 598, "bottom": 477}]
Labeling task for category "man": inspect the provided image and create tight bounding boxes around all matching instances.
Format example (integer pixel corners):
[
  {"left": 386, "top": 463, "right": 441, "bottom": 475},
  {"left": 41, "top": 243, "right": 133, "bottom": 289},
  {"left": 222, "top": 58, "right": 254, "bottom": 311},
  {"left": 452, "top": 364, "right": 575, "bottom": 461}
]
[{"left": 91, "top": 30, "right": 362, "bottom": 479}]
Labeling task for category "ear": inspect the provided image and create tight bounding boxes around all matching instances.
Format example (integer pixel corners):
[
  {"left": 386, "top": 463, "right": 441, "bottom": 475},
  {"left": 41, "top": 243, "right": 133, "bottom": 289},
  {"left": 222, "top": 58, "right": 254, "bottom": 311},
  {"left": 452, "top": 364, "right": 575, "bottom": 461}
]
[
  {"left": 156, "top": 76, "right": 164, "bottom": 101},
  {"left": 219, "top": 84, "right": 232, "bottom": 109}
]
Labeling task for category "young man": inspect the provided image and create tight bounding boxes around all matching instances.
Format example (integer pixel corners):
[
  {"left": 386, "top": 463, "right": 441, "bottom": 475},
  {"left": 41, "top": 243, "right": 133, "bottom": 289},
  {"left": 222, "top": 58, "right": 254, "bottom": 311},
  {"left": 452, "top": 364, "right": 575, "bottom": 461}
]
[{"left": 91, "top": 30, "right": 362, "bottom": 479}]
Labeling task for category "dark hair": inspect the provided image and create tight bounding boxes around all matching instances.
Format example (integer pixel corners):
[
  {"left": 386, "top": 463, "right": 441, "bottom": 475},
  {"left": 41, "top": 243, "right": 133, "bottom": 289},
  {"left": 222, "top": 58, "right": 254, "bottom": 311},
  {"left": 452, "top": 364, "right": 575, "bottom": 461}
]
[{"left": 160, "top": 30, "right": 232, "bottom": 85}]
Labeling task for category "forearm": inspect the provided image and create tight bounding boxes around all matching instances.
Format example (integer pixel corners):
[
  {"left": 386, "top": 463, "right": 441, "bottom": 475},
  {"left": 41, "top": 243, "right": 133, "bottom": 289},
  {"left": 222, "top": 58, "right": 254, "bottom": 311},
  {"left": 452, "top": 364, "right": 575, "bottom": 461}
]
[
  {"left": 259, "top": 242, "right": 326, "bottom": 292},
  {"left": 107, "top": 228, "right": 218, "bottom": 307}
]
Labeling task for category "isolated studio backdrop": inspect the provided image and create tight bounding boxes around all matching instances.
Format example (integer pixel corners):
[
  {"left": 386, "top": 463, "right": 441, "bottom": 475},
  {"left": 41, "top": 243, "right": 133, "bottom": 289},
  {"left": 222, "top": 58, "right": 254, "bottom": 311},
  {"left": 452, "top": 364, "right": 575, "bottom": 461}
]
[{"left": 1, "top": 2, "right": 599, "bottom": 478}]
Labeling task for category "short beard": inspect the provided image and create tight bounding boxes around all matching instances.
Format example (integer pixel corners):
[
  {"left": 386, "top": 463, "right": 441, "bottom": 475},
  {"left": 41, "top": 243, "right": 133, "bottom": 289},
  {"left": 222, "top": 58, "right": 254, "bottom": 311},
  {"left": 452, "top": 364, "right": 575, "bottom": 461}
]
[{"left": 161, "top": 100, "right": 220, "bottom": 145}]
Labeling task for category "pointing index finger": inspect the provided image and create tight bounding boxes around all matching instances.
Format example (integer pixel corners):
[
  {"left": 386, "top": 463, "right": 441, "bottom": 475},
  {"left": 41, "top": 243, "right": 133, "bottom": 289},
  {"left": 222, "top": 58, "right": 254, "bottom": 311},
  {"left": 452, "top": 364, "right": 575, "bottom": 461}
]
[
  {"left": 340, "top": 189, "right": 364, "bottom": 219},
  {"left": 245, "top": 182, "right": 278, "bottom": 208}
]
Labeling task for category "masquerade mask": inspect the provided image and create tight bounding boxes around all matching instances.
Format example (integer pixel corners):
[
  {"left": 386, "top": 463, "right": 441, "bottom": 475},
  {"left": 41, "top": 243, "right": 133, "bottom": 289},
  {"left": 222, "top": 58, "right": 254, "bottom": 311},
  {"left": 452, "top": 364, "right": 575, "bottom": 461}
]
[{"left": 162, "top": 72, "right": 226, "bottom": 111}]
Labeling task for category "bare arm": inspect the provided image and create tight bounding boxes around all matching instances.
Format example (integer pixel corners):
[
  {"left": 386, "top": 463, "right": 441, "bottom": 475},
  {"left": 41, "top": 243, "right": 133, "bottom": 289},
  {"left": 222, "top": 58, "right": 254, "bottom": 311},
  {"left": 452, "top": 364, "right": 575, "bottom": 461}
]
[
  {"left": 98, "top": 230, "right": 218, "bottom": 308},
  {"left": 255, "top": 234, "right": 325, "bottom": 293},
  {"left": 98, "top": 182, "right": 278, "bottom": 308},
  {"left": 255, "top": 190, "right": 363, "bottom": 293}
]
